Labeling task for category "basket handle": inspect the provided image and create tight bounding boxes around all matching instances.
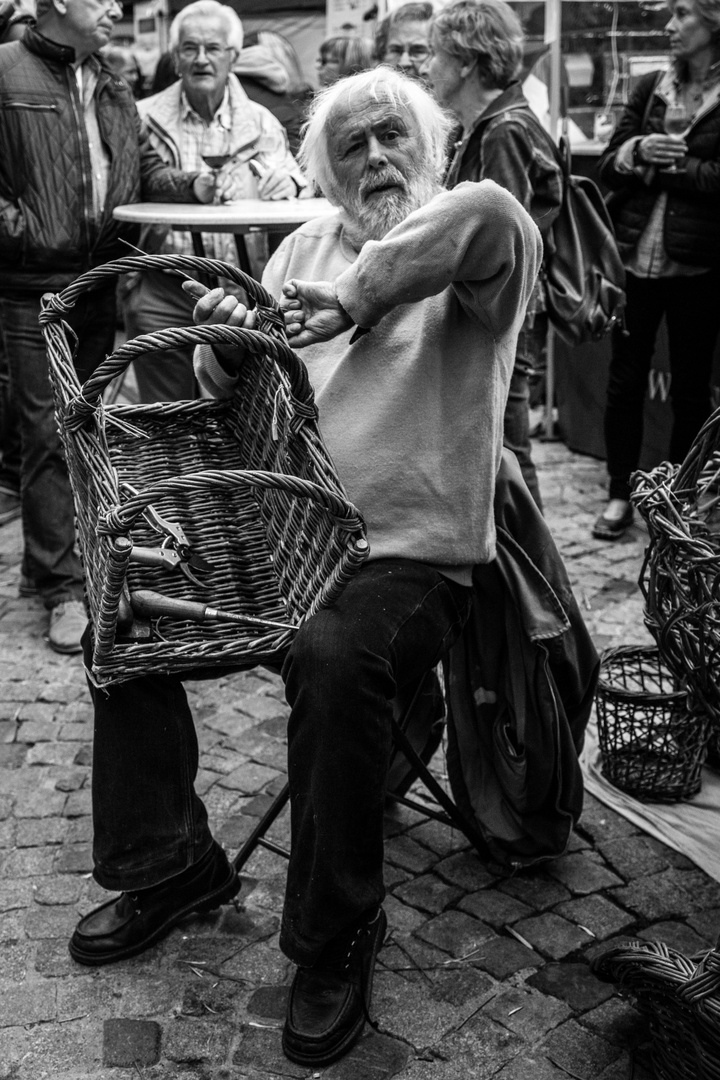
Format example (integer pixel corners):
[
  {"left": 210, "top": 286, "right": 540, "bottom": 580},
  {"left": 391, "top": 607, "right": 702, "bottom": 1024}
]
[
  {"left": 98, "top": 468, "right": 368, "bottom": 540},
  {"left": 39, "top": 254, "right": 315, "bottom": 428}
]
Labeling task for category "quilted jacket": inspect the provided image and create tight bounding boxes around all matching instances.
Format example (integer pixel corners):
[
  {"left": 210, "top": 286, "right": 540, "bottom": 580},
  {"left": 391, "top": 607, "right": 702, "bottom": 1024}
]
[
  {"left": 598, "top": 69, "right": 720, "bottom": 268},
  {"left": 0, "top": 27, "right": 199, "bottom": 293}
]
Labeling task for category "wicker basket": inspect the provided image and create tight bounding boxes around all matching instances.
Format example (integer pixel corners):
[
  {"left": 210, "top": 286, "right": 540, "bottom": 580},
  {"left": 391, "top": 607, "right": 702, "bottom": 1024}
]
[
  {"left": 592, "top": 939, "right": 720, "bottom": 1080},
  {"left": 633, "top": 408, "right": 720, "bottom": 738},
  {"left": 594, "top": 645, "right": 710, "bottom": 802},
  {"left": 40, "top": 254, "right": 369, "bottom": 686}
]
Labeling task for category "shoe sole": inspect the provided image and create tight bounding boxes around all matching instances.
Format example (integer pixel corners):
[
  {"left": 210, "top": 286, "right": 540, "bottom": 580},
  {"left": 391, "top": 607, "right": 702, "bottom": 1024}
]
[
  {"left": 68, "top": 868, "right": 241, "bottom": 966},
  {"left": 282, "top": 909, "right": 387, "bottom": 1068}
]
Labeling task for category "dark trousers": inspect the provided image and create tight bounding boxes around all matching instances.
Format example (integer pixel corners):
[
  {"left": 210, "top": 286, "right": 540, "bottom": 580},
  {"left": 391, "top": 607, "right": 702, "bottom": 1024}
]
[
  {"left": 0, "top": 320, "right": 21, "bottom": 493},
  {"left": 0, "top": 288, "right": 117, "bottom": 607},
  {"left": 86, "top": 559, "right": 471, "bottom": 966},
  {"left": 123, "top": 271, "right": 198, "bottom": 403},
  {"left": 604, "top": 270, "right": 720, "bottom": 501},
  {"left": 503, "top": 314, "right": 546, "bottom": 513}
]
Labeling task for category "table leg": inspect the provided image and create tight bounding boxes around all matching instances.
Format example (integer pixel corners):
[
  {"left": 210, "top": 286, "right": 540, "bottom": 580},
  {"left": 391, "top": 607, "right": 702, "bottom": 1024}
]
[
  {"left": 233, "top": 234, "right": 254, "bottom": 277},
  {"left": 190, "top": 232, "right": 206, "bottom": 259}
]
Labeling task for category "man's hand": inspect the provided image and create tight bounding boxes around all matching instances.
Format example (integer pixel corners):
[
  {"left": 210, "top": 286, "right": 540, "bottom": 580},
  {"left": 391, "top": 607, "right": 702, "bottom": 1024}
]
[
  {"left": 182, "top": 281, "right": 257, "bottom": 371},
  {"left": 192, "top": 173, "right": 215, "bottom": 204},
  {"left": 280, "top": 280, "right": 354, "bottom": 348},
  {"left": 192, "top": 169, "right": 242, "bottom": 205},
  {"left": 256, "top": 168, "right": 297, "bottom": 202}
]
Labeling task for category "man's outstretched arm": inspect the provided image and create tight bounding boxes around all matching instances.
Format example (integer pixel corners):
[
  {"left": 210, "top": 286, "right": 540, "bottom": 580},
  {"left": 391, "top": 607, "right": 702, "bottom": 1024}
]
[{"left": 280, "top": 280, "right": 354, "bottom": 348}]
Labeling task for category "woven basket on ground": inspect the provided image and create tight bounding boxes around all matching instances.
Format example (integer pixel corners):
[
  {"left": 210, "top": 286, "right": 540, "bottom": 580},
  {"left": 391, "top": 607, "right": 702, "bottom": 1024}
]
[
  {"left": 592, "top": 939, "right": 720, "bottom": 1080},
  {"left": 40, "top": 254, "right": 369, "bottom": 686},
  {"left": 633, "top": 406, "right": 720, "bottom": 758},
  {"left": 594, "top": 645, "right": 708, "bottom": 802}
]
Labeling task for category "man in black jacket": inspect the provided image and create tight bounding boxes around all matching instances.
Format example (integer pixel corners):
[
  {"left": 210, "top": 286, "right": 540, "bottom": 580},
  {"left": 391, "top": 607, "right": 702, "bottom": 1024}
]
[{"left": 0, "top": 0, "right": 218, "bottom": 653}]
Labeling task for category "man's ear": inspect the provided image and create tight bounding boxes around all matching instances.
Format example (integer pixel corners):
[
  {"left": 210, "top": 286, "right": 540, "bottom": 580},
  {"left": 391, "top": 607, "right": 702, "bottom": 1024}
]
[
  {"left": 52, "top": 0, "right": 69, "bottom": 16},
  {"left": 459, "top": 56, "right": 478, "bottom": 80}
]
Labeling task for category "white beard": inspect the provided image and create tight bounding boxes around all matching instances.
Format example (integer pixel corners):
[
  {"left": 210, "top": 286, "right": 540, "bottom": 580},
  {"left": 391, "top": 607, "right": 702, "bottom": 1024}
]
[{"left": 341, "top": 167, "right": 440, "bottom": 247}]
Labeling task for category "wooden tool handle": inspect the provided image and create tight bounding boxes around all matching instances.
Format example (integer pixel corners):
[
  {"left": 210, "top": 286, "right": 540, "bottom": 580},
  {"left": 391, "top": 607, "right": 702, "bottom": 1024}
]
[{"left": 130, "top": 589, "right": 208, "bottom": 622}]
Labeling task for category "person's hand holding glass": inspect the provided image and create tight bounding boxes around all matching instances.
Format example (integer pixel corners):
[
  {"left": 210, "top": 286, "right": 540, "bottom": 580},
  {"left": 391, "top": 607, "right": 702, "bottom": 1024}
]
[
  {"left": 663, "top": 100, "right": 690, "bottom": 171},
  {"left": 200, "top": 127, "right": 240, "bottom": 203}
]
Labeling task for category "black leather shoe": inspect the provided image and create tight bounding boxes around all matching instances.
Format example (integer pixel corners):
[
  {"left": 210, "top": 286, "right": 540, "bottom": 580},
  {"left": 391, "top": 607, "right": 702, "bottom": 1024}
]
[
  {"left": 69, "top": 840, "right": 240, "bottom": 966},
  {"left": 282, "top": 906, "right": 387, "bottom": 1068},
  {"left": 592, "top": 502, "right": 633, "bottom": 541}
]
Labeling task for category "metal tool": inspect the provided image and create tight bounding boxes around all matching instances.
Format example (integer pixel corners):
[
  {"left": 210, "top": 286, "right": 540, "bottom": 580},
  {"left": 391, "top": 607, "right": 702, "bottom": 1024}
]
[
  {"left": 121, "top": 483, "right": 214, "bottom": 588},
  {"left": 130, "top": 589, "right": 295, "bottom": 632}
]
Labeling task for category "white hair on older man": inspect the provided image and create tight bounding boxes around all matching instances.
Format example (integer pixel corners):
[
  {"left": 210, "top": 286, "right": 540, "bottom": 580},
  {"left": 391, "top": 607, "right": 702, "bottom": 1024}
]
[
  {"left": 299, "top": 67, "right": 453, "bottom": 207},
  {"left": 169, "top": 0, "right": 244, "bottom": 54}
]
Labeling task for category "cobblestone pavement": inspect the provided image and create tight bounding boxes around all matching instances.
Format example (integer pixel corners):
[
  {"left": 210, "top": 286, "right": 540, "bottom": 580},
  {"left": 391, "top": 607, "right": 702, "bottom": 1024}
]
[{"left": 1, "top": 436, "right": 715, "bottom": 1080}]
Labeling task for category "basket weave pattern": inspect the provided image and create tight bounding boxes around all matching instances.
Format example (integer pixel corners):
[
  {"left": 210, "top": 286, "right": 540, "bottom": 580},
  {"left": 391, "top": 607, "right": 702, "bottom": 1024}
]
[
  {"left": 593, "top": 940, "right": 720, "bottom": 1080},
  {"left": 633, "top": 407, "right": 720, "bottom": 756},
  {"left": 40, "top": 254, "right": 369, "bottom": 686},
  {"left": 594, "top": 645, "right": 706, "bottom": 802}
]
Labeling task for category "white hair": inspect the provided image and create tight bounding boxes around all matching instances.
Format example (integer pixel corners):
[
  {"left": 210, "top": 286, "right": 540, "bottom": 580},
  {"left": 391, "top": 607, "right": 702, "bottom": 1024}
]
[
  {"left": 298, "top": 67, "right": 453, "bottom": 204},
  {"left": 169, "top": 0, "right": 244, "bottom": 54}
]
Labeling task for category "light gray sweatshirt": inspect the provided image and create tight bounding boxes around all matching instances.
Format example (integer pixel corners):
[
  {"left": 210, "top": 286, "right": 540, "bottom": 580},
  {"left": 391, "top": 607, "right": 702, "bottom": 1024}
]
[{"left": 196, "top": 180, "right": 541, "bottom": 571}]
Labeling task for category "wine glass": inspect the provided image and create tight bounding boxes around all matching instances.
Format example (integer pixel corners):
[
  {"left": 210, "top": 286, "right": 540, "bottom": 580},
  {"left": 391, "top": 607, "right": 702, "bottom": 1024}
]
[{"left": 664, "top": 101, "right": 689, "bottom": 172}]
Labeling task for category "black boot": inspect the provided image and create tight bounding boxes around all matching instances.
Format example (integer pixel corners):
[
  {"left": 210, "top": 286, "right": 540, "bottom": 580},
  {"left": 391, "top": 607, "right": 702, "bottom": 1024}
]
[
  {"left": 283, "top": 906, "right": 387, "bottom": 1067},
  {"left": 69, "top": 840, "right": 240, "bottom": 966}
]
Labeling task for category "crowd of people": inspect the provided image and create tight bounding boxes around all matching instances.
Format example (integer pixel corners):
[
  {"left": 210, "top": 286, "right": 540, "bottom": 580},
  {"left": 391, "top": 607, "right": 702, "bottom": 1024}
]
[{"left": 0, "top": 0, "right": 719, "bottom": 1069}]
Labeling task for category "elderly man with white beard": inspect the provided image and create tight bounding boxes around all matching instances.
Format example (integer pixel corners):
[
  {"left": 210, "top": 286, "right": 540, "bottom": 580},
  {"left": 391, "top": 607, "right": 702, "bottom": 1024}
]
[{"left": 69, "top": 68, "right": 541, "bottom": 1068}]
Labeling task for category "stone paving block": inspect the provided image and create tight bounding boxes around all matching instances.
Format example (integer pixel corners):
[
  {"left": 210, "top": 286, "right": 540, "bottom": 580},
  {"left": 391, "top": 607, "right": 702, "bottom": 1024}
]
[
  {"left": 16, "top": 720, "right": 56, "bottom": 744},
  {"left": 513, "top": 912, "right": 593, "bottom": 959},
  {"left": 233, "top": 1024, "right": 306, "bottom": 1076},
  {"left": 0, "top": 795, "right": 12, "bottom": 819},
  {"left": 499, "top": 874, "right": 571, "bottom": 910},
  {"left": 0, "top": 1017, "right": 103, "bottom": 1078},
  {"left": 433, "top": 850, "right": 499, "bottom": 891},
  {"left": 0, "top": 979, "right": 57, "bottom": 1026},
  {"left": 53, "top": 841, "right": 93, "bottom": 874},
  {"left": 679, "top": 869, "right": 720, "bottom": 909},
  {"left": 33, "top": 874, "right": 83, "bottom": 905},
  {"left": 579, "top": 995, "right": 647, "bottom": 1050},
  {"left": 1, "top": 943, "right": 31, "bottom": 982},
  {"left": 483, "top": 986, "right": 571, "bottom": 1041},
  {"left": 1, "top": 846, "right": 56, "bottom": 878},
  {"left": 72, "top": 743, "right": 92, "bottom": 766},
  {"left": 17, "top": 702, "right": 58, "bottom": 724},
  {"left": 596, "top": 835, "right": 670, "bottom": 880},
  {"left": 62, "top": 789, "right": 92, "bottom": 817},
  {"left": 541, "top": 1018, "right": 623, "bottom": 1078},
  {"left": 545, "top": 852, "right": 623, "bottom": 894},
  {"left": 374, "top": 969, "right": 494, "bottom": 1051},
  {"left": 24, "top": 903, "right": 79, "bottom": 939},
  {"left": 474, "top": 935, "right": 544, "bottom": 979},
  {"left": 415, "top": 910, "right": 496, "bottom": 958},
  {"left": 0, "top": 820, "right": 14, "bottom": 848},
  {"left": 636, "top": 919, "right": 708, "bottom": 955},
  {"left": 246, "top": 985, "right": 288, "bottom": 1019},
  {"left": 163, "top": 1016, "right": 233, "bottom": 1065},
  {"left": 381, "top": 933, "right": 458, "bottom": 986},
  {"left": 323, "top": 1032, "right": 411, "bottom": 1079},
  {"left": 578, "top": 798, "right": 640, "bottom": 844},
  {"left": 595, "top": 1051, "right": 653, "bottom": 1080},
  {"left": 386, "top": 834, "right": 440, "bottom": 875},
  {"left": 0, "top": 880, "right": 32, "bottom": 912},
  {"left": 218, "top": 761, "right": 281, "bottom": 794},
  {"left": 393, "top": 873, "right": 464, "bottom": 915},
  {"left": 385, "top": 895, "right": 429, "bottom": 936},
  {"left": 408, "top": 819, "right": 472, "bottom": 857},
  {"left": 103, "top": 1018, "right": 162, "bottom": 1068},
  {"left": 553, "top": 894, "right": 636, "bottom": 941},
  {"left": 688, "top": 907, "right": 720, "bottom": 943},
  {"left": 609, "top": 870, "right": 699, "bottom": 921},
  {"left": 494, "top": 1051, "right": 569, "bottom": 1079},
  {"left": 0, "top": 745, "right": 27, "bottom": 769},
  {"left": 232, "top": 692, "right": 289, "bottom": 722},
  {"left": 13, "top": 788, "right": 66, "bottom": 818},
  {"left": 428, "top": 965, "right": 494, "bottom": 1007},
  {"left": 66, "top": 816, "right": 93, "bottom": 844},
  {"left": 528, "top": 961, "right": 615, "bottom": 1011},
  {"left": 459, "top": 888, "right": 533, "bottom": 928}
]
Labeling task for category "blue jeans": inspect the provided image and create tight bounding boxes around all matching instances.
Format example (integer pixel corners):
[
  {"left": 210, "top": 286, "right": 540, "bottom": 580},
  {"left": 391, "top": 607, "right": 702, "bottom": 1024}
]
[
  {"left": 86, "top": 559, "right": 471, "bottom": 965},
  {"left": 0, "top": 289, "right": 116, "bottom": 607},
  {"left": 503, "top": 314, "right": 546, "bottom": 513},
  {"left": 605, "top": 270, "right": 720, "bottom": 501}
]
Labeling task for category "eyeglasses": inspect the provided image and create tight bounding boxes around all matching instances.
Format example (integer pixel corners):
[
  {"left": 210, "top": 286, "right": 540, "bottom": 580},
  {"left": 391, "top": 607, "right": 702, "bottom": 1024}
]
[
  {"left": 384, "top": 45, "right": 431, "bottom": 61},
  {"left": 178, "top": 43, "right": 232, "bottom": 61},
  {"left": 316, "top": 55, "right": 340, "bottom": 67}
]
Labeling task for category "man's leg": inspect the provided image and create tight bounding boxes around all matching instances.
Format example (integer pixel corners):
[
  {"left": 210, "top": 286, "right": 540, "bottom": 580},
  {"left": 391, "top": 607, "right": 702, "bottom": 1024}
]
[
  {"left": 665, "top": 270, "right": 720, "bottom": 463},
  {"left": 123, "top": 271, "right": 199, "bottom": 402},
  {"left": 69, "top": 639, "right": 238, "bottom": 965},
  {"left": 280, "top": 559, "right": 471, "bottom": 1066},
  {"left": 503, "top": 314, "right": 546, "bottom": 513}
]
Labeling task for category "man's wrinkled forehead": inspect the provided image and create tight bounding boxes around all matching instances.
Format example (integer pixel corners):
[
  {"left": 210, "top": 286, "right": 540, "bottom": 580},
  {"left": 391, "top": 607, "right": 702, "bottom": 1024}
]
[{"left": 326, "top": 88, "right": 416, "bottom": 143}]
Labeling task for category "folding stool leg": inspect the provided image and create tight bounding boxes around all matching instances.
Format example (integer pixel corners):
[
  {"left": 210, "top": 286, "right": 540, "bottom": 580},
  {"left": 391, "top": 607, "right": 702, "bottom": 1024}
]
[{"left": 233, "top": 781, "right": 290, "bottom": 871}]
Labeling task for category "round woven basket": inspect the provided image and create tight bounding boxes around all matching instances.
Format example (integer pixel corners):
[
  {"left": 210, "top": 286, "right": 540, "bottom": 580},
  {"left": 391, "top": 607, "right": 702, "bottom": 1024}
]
[{"left": 595, "top": 645, "right": 710, "bottom": 802}]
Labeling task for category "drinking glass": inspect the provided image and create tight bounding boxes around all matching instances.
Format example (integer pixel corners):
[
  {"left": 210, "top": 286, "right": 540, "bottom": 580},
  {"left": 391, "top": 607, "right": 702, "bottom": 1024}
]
[{"left": 664, "top": 102, "right": 689, "bottom": 172}]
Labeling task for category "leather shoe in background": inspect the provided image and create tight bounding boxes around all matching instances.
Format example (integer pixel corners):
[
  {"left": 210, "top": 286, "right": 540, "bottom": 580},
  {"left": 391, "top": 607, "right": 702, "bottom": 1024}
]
[
  {"left": 283, "top": 906, "right": 387, "bottom": 1067},
  {"left": 69, "top": 840, "right": 240, "bottom": 965}
]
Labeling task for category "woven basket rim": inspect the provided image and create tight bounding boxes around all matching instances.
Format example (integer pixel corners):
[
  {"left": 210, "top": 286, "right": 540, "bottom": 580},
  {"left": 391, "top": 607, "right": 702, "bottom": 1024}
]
[{"left": 596, "top": 644, "right": 687, "bottom": 703}]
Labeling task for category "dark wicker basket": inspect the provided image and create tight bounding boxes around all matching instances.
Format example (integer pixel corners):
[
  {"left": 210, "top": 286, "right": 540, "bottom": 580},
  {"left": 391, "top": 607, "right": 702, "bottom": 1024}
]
[
  {"left": 633, "top": 408, "right": 720, "bottom": 741},
  {"left": 40, "top": 254, "right": 369, "bottom": 686},
  {"left": 594, "top": 645, "right": 710, "bottom": 802},
  {"left": 593, "top": 939, "right": 720, "bottom": 1080}
]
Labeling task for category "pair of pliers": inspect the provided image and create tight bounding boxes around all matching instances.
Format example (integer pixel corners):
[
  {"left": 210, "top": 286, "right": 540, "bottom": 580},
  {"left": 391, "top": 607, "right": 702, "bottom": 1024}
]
[{"left": 121, "top": 482, "right": 214, "bottom": 589}]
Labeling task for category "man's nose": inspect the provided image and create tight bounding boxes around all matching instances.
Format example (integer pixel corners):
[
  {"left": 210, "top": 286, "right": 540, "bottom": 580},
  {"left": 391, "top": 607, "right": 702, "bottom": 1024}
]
[
  {"left": 666, "top": 15, "right": 677, "bottom": 31},
  {"left": 367, "top": 134, "right": 388, "bottom": 167}
]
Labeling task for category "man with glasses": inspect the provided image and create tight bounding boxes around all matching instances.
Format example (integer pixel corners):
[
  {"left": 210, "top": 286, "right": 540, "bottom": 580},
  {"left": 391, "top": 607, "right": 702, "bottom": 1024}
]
[
  {"left": 0, "top": 0, "right": 213, "bottom": 653},
  {"left": 375, "top": 1, "right": 434, "bottom": 79},
  {"left": 124, "top": 0, "right": 306, "bottom": 403}
]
